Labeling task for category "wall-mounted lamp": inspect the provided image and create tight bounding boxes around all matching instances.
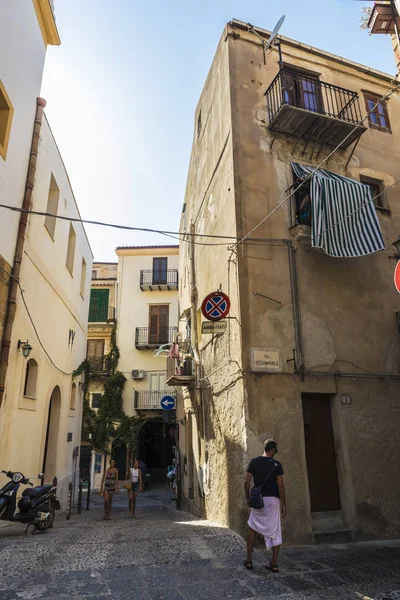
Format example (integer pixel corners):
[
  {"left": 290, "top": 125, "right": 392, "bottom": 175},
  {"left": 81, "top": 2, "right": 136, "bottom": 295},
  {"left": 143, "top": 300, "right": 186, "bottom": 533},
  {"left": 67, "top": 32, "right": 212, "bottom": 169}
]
[
  {"left": 392, "top": 236, "right": 400, "bottom": 257},
  {"left": 17, "top": 340, "right": 33, "bottom": 359}
]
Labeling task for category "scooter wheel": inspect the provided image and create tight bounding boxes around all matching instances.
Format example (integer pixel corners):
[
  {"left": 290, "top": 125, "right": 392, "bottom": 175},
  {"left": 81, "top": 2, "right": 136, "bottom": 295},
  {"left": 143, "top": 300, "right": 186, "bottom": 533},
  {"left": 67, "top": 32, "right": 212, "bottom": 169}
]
[{"left": 35, "top": 507, "right": 55, "bottom": 531}]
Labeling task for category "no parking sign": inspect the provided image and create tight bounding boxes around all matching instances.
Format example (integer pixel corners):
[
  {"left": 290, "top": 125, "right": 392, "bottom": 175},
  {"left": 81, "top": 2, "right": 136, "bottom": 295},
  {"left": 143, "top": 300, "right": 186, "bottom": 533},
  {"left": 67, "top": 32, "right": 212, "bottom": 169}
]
[{"left": 201, "top": 291, "right": 230, "bottom": 321}]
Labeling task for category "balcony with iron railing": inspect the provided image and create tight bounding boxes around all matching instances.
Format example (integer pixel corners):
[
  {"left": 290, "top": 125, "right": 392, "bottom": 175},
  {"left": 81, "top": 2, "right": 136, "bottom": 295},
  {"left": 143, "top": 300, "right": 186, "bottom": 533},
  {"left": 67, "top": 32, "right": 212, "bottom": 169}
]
[
  {"left": 135, "top": 327, "right": 178, "bottom": 349},
  {"left": 165, "top": 355, "right": 195, "bottom": 387},
  {"left": 88, "top": 305, "right": 115, "bottom": 324},
  {"left": 134, "top": 390, "right": 176, "bottom": 410},
  {"left": 86, "top": 355, "right": 108, "bottom": 373},
  {"left": 265, "top": 68, "right": 367, "bottom": 150},
  {"left": 140, "top": 270, "right": 179, "bottom": 291}
]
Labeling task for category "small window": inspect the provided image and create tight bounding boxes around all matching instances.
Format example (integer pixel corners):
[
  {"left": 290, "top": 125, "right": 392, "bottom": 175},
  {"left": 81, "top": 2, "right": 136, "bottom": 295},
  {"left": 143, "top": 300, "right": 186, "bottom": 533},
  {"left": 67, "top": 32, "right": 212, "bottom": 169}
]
[
  {"left": 66, "top": 223, "right": 76, "bottom": 275},
  {"left": 364, "top": 93, "right": 391, "bottom": 133},
  {"left": 80, "top": 258, "right": 87, "bottom": 298},
  {"left": 360, "top": 175, "right": 387, "bottom": 210},
  {"left": 197, "top": 110, "right": 202, "bottom": 139},
  {"left": 70, "top": 383, "right": 77, "bottom": 410},
  {"left": 44, "top": 174, "right": 60, "bottom": 239},
  {"left": 92, "top": 270, "right": 97, "bottom": 279},
  {"left": 91, "top": 393, "right": 102, "bottom": 409},
  {"left": 0, "top": 79, "right": 14, "bottom": 160},
  {"left": 23, "top": 359, "right": 38, "bottom": 398}
]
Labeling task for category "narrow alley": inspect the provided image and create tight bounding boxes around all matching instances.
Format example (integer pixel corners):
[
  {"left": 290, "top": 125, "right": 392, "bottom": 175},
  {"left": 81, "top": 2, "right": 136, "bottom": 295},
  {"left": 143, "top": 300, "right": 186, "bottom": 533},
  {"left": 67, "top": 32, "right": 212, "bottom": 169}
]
[{"left": 0, "top": 486, "right": 399, "bottom": 600}]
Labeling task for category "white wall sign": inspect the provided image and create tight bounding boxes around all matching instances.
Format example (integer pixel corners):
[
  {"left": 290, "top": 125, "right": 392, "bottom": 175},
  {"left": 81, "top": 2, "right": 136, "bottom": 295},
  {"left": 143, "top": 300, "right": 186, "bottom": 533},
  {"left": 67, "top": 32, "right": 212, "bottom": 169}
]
[
  {"left": 202, "top": 321, "right": 227, "bottom": 334},
  {"left": 251, "top": 349, "right": 281, "bottom": 372}
]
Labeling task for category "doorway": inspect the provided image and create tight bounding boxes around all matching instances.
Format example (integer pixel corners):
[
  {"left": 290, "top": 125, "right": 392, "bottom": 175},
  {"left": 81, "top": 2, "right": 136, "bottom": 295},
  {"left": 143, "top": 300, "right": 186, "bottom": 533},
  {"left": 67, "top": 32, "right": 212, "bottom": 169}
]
[
  {"left": 139, "top": 419, "right": 175, "bottom": 468},
  {"left": 302, "top": 393, "right": 340, "bottom": 512},
  {"left": 112, "top": 441, "right": 127, "bottom": 479},
  {"left": 43, "top": 386, "right": 62, "bottom": 483}
]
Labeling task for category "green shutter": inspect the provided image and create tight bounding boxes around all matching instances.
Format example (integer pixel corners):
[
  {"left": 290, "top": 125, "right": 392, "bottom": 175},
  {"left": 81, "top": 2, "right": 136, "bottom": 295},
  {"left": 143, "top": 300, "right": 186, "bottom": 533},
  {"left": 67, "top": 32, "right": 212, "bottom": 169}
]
[{"left": 89, "top": 289, "right": 110, "bottom": 322}]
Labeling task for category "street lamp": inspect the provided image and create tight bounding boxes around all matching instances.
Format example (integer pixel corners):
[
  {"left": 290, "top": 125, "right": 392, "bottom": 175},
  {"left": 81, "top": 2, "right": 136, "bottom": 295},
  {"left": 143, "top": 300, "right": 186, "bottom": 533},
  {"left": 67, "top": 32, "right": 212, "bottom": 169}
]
[{"left": 17, "top": 340, "right": 33, "bottom": 359}]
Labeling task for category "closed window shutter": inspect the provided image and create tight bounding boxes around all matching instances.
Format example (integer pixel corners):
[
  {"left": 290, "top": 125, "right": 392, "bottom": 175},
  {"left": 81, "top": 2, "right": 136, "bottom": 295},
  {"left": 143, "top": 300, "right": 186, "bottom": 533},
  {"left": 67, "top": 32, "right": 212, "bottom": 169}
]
[
  {"left": 87, "top": 339, "right": 104, "bottom": 357},
  {"left": 159, "top": 305, "right": 169, "bottom": 343},
  {"left": 89, "top": 289, "right": 109, "bottom": 322}
]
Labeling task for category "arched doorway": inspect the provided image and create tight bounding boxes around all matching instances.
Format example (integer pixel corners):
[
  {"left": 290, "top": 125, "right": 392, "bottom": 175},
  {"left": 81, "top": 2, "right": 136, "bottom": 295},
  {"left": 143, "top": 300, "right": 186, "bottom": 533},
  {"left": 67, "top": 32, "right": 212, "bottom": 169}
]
[
  {"left": 139, "top": 419, "right": 176, "bottom": 469},
  {"left": 112, "top": 441, "right": 127, "bottom": 479},
  {"left": 42, "top": 386, "right": 61, "bottom": 482}
]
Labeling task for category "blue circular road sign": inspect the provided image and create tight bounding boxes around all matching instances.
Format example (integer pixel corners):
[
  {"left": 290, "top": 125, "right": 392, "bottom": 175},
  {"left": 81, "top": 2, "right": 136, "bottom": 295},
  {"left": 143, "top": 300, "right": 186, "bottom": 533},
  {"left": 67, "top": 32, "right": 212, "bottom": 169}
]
[{"left": 160, "top": 395, "right": 175, "bottom": 411}]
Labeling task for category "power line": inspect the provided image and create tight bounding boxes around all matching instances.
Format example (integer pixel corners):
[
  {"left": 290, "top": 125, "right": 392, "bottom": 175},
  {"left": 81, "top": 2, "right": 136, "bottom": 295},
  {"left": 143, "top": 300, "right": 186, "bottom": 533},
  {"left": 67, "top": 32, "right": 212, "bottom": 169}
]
[{"left": 233, "top": 79, "right": 400, "bottom": 249}]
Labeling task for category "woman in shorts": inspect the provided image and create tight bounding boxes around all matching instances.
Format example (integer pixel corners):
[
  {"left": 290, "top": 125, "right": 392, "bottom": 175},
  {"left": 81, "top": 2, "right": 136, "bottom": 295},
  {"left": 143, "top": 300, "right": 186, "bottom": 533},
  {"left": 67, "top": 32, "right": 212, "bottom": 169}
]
[{"left": 128, "top": 459, "right": 143, "bottom": 518}]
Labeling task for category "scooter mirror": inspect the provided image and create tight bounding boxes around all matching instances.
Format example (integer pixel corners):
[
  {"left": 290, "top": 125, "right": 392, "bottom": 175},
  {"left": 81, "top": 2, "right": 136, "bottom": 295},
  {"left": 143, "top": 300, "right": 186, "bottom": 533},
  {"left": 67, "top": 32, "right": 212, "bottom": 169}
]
[{"left": 38, "top": 473, "right": 44, "bottom": 479}]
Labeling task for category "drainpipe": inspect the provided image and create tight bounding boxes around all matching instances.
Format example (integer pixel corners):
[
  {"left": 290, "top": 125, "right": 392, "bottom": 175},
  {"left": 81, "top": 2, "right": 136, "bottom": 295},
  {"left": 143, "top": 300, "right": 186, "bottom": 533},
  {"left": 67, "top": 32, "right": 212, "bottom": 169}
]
[
  {"left": 286, "top": 240, "right": 304, "bottom": 372},
  {"left": 0, "top": 97, "right": 47, "bottom": 408}
]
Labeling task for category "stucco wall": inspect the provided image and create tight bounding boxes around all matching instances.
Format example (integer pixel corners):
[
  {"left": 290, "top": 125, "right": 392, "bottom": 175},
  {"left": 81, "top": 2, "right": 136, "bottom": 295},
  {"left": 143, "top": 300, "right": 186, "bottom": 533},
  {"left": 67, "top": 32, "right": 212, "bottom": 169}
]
[
  {"left": 179, "top": 21, "right": 400, "bottom": 542},
  {"left": 116, "top": 248, "right": 179, "bottom": 416},
  {"left": 228, "top": 24, "right": 400, "bottom": 541},
  {"left": 0, "top": 116, "right": 92, "bottom": 508},
  {"left": 178, "top": 27, "right": 247, "bottom": 530},
  {"left": 0, "top": 1, "right": 47, "bottom": 266}
]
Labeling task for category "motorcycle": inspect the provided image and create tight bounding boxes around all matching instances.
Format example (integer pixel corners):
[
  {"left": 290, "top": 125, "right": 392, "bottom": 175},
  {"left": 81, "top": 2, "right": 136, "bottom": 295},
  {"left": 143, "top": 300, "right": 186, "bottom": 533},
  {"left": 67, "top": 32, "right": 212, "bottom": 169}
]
[{"left": 0, "top": 470, "right": 60, "bottom": 532}]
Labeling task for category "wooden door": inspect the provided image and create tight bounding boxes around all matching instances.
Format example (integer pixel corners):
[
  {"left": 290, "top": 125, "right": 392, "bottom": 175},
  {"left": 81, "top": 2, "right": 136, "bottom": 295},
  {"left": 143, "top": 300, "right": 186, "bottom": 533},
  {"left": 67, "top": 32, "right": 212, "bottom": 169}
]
[
  {"left": 302, "top": 394, "right": 340, "bottom": 512},
  {"left": 149, "top": 305, "right": 169, "bottom": 344}
]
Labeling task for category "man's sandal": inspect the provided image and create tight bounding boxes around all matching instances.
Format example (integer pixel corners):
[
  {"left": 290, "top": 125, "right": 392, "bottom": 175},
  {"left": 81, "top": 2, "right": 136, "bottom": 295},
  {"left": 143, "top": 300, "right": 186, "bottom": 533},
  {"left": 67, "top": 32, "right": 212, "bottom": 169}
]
[
  {"left": 243, "top": 560, "right": 253, "bottom": 570},
  {"left": 266, "top": 563, "right": 279, "bottom": 573}
]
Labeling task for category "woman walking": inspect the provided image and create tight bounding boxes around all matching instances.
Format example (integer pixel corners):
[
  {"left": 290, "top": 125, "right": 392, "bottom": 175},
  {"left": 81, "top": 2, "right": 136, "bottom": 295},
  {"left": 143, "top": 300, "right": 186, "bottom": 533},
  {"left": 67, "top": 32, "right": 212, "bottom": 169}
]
[
  {"left": 102, "top": 459, "right": 119, "bottom": 520},
  {"left": 128, "top": 459, "right": 143, "bottom": 518}
]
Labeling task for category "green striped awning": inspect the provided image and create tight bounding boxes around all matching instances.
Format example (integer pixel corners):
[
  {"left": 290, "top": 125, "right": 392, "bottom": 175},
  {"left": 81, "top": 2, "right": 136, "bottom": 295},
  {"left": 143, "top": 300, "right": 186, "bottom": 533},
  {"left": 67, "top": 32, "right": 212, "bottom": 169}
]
[{"left": 292, "top": 163, "right": 385, "bottom": 258}]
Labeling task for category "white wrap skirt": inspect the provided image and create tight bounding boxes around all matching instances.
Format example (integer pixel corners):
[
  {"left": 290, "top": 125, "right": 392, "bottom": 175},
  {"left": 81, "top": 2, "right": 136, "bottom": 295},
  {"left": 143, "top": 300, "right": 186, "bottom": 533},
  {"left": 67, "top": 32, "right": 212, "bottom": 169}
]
[{"left": 247, "top": 496, "right": 282, "bottom": 550}]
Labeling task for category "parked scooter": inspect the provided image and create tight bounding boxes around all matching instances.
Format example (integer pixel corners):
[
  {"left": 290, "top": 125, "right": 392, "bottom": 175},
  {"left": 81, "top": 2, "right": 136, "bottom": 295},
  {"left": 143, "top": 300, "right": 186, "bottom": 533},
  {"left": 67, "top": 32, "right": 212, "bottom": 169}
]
[{"left": 0, "top": 470, "right": 60, "bottom": 532}]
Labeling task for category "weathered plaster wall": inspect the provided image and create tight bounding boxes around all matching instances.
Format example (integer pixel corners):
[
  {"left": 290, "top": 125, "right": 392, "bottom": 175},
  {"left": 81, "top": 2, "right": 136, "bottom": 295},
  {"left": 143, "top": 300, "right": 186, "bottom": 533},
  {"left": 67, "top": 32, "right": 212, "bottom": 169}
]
[
  {"left": 178, "top": 27, "right": 247, "bottom": 530},
  {"left": 228, "top": 24, "right": 400, "bottom": 541}
]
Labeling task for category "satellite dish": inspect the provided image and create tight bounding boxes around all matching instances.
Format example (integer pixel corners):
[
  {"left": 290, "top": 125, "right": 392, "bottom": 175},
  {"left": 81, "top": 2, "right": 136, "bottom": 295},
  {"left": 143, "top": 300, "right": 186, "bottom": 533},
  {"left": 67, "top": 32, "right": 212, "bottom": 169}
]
[{"left": 266, "top": 15, "right": 285, "bottom": 49}]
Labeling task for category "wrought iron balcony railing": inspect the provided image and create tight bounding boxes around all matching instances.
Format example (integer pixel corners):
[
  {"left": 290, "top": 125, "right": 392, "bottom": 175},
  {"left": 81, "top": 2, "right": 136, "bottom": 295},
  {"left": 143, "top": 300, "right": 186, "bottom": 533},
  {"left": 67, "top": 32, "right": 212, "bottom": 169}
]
[
  {"left": 88, "top": 305, "right": 115, "bottom": 323},
  {"left": 140, "top": 270, "right": 178, "bottom": 291},
  {"left": 135, "top": 327, "right": 177, "bottom": 349},
  {"left": 134, "top": 390, "right": 176, "bottom": 410},
  {"left": 265, "top": 68, "right": 366, "bottom": 149},
  {"left": 86, "top": 356, "right": 107, "bottom": 372}
]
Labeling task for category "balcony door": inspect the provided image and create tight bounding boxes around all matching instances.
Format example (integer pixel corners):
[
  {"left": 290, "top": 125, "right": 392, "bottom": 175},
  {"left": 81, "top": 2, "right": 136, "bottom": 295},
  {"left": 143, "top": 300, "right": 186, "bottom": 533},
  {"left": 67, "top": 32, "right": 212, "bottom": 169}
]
[
  {"left": 87, "top": 339, "right": 105, "bottom": 370},
  {"left": 149, "top": 305, "right": 169, "bottom": 344},
  {"left": 150, "top": 373, "right": 166, "bottom": 405},
  {"left": 152, "top": 257, "right": 168, "bottom": 285},
  {"left": 282, "top": 69, "right": 323, "bottom": 114}
]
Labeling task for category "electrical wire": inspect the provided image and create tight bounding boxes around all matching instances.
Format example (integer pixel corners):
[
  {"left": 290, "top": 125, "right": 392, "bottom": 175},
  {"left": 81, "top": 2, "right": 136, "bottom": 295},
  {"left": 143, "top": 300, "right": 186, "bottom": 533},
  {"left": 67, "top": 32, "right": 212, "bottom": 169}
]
[
  {"left": 0, "top": 263, "right": 72, "bottom": 376},
  {"left": 233, "top": 79, "right": 400, "bottom": 249}
]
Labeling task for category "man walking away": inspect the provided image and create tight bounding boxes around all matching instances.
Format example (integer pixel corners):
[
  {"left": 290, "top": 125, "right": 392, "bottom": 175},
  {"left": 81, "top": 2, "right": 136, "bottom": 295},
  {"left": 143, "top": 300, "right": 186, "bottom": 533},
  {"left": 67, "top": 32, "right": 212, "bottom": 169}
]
[{"left": 244, "top": 439, "right": 286, "bottom": 572}]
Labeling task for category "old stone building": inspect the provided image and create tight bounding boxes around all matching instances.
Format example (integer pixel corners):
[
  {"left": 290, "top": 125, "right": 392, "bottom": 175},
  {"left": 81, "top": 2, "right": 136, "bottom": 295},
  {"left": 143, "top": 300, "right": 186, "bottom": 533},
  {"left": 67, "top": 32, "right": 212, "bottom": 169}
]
[{"left": 174, "top": 20, "right": 400, "bottom": 543}]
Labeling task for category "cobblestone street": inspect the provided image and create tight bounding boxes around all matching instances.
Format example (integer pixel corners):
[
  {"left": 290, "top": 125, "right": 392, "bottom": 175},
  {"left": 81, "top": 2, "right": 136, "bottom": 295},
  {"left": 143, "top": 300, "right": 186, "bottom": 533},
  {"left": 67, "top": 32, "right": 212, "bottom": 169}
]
[{"left": 0, "top": 487, "right": 399, "bottom": 600}]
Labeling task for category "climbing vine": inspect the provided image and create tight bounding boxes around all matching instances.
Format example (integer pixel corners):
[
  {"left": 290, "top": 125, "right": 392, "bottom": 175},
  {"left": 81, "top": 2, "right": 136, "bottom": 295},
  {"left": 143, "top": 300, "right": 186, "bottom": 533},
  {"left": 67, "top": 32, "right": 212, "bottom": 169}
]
[{"left": 73, "top": 321, "right": 137, "bottom": 455}]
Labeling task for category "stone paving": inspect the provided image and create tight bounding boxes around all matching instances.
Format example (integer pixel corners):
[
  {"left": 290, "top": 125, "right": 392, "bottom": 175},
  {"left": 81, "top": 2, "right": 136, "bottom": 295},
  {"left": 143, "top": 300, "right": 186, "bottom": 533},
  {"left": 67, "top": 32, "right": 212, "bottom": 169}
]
[{"left": 0, "top": 486, "right": 399, "bottom": 599}]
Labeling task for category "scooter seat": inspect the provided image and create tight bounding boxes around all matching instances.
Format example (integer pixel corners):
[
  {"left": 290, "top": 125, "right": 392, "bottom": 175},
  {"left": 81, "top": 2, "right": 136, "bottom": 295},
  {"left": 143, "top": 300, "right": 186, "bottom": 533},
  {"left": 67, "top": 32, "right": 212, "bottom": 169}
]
[{"left": 22, "top": 485, "right": 53, "bottom": 498}]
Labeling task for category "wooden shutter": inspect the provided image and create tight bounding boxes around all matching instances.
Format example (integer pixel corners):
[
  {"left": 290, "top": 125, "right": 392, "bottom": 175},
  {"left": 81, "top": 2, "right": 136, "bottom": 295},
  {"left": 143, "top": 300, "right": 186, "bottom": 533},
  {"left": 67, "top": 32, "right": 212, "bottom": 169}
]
[
  {"left": 148, "top": 305, "right": 169, "bottom": 344},
  {"left": 87, "top": 339, "right": 104, "bottom": 357},
  {"left": 89, "top": 289, "right": 109, "bottom": 322},
  {"left": 152, "top": 257, "right": 168, "bottom": 284}
]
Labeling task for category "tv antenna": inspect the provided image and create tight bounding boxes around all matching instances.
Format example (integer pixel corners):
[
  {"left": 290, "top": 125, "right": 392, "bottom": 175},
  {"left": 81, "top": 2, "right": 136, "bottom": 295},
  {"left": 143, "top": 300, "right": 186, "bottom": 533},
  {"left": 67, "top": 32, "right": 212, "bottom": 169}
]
[{"left": 247, "top": 15, "right": 285, "bottom": 66}]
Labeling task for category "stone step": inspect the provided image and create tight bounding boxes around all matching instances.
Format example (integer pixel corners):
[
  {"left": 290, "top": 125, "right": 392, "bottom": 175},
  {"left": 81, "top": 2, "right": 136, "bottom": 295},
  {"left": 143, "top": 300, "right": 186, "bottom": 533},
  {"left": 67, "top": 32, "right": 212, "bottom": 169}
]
[
  {"left": 313, "top": 528, "right": 353, "bottom": 545},
  {"left": 312, "top": 510, "right": 344, "bottom": 532}
]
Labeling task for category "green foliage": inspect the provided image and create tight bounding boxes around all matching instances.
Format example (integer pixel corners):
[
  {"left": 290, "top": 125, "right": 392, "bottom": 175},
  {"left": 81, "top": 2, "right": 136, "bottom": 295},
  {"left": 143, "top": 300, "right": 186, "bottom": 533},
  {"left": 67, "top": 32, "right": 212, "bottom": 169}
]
[{"left": 73, "top": 321, "right": 127, "bottom": 451}]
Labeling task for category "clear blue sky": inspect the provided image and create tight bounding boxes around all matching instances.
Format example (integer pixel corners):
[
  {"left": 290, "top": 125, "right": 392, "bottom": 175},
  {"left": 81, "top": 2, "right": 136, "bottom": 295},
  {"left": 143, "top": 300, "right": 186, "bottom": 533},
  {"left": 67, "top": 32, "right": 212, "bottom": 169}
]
[{"left": 41, "top": 1, "right": 396, "bottom": 261}]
